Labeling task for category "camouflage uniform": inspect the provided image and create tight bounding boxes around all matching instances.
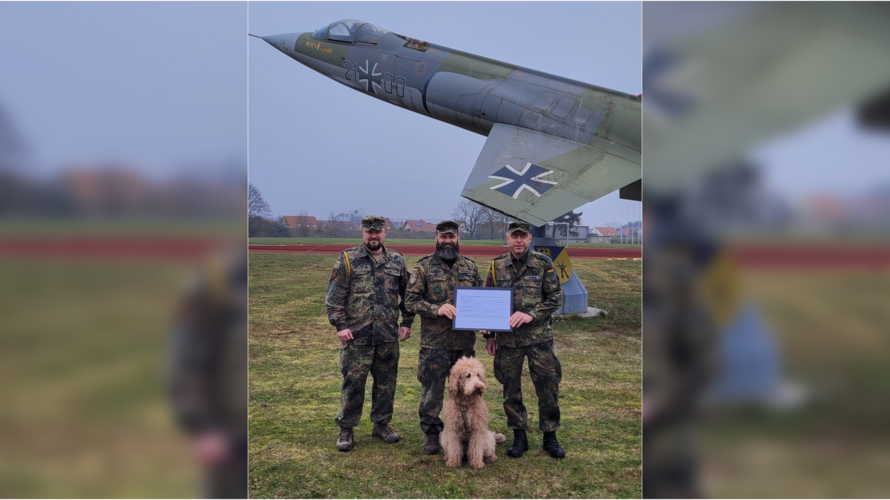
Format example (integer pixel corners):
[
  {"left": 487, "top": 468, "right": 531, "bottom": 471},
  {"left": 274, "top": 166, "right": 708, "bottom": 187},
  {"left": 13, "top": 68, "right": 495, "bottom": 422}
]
[
  {"left": 169, "top": 247, "right": 247, "bottom": 498},
  {"left": 326, "top": 244, "right": 414, "bottom": 429},
  {"left": 405, "top": 253, "right": 482, "bottom": 434},
  {"left": 643, "top": 232, "right": 718, "bottom": 498},
  {"left": 484, "top": 249, "right": 564, "bottom": 431}
]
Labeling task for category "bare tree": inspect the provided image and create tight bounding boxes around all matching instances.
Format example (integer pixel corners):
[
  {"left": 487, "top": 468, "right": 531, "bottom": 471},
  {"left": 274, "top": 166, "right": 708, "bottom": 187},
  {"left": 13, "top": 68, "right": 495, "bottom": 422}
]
[
  {"left": 490, "top": 210, "right": 512, "bottom": 243},
  {"left": 452, "top": 199, "right": 486, "bottom": 240},
  {"left": 248, "top": 183, "right": 272, "bottom": 220},
  {"left": 295, "top": 210, "right": 310, "bottom": 237},
  {"left": 329, "top": 210, "right": 337, "bottom": 238}
]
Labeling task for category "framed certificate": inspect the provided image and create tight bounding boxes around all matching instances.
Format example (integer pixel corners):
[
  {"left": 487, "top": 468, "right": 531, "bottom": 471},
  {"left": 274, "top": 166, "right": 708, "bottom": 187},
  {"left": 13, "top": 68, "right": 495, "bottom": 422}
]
[{"left": 452, "top": 287, "right": 513, "bottom": 332}]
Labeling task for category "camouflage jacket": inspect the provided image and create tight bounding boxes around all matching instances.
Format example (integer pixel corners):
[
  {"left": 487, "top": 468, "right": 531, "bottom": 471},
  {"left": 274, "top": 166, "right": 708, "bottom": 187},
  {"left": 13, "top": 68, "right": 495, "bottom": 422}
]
[
  {"left": 484, "top": 250, "right": 563, "bottom": 348},
  {"left": 169, "top": 249, "right": 247, "bottom": 436},
  {"left": 325, "top": 245, "right": 414, "bottom": 345},
  {"left": 405, "top": 253, "right": 482, "bottom": 350}
]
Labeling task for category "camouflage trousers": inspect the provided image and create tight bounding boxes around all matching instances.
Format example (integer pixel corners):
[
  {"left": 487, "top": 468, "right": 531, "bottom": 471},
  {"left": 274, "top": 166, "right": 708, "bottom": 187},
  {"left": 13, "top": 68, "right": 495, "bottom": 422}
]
[
  {"left": 417, "top": 347, "right": 475, "bottom": 435},
  {"left": 493, "top": 340, "right": 562, "bottom": 432},
  {"left": 204, "top": 437, "right": 247, "bottom": 499},
  {"left": 335, "top": 341, "right": 400, "bottom": 429}
]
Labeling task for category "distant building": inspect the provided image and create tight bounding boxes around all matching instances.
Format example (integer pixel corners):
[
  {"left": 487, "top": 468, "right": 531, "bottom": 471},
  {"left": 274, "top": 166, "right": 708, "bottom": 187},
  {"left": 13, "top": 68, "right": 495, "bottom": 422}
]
[
  {"left": 281, "top": 215, "right": 319, "bottom": 229},
  {"left": 593, "top": 226, "right": 620, "bottom": 238},
  {"left": 402, "top": 219, "right": 437, "bottom": 232},
  {"left": 587, "top": 235, "right": 611, "bottom": 244}
]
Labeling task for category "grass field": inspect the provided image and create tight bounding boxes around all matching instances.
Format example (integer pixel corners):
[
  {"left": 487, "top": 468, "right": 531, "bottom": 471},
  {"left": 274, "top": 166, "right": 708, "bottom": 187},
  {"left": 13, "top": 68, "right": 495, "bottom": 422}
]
[
  {"left": 249, "top": 237, "right": 641, "bottom": 249},
  {"left": 248, "top": 253, "right": 641, "bottom": 498},
  {"left": 699, "top": 269, "right": 890, "bottom": 498},
  {"left": 0, "top": 259, "right": 199, "bottom": 497}
]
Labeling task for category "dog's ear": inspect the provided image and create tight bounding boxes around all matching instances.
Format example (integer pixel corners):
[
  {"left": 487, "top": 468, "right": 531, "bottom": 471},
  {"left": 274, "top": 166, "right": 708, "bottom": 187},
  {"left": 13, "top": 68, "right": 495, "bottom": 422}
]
[{"left": 447, "top": 370, "right": 461, "bottom": 397}]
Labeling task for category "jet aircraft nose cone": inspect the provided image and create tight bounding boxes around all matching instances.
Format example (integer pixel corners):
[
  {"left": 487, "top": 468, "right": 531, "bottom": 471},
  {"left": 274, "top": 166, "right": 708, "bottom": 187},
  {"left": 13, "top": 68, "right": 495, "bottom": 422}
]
[{"left": 255, "top": 33, "right": 301, "bottom": 57}]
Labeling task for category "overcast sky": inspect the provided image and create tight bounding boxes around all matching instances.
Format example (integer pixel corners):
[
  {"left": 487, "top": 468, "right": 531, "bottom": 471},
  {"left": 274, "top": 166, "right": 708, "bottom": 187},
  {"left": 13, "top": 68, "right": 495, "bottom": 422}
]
[
  {"left": 249, "top": 2, "right": 642, "bottom": 226},
  {"left": 0, "top": 2, "right": 247, "bottom": 181}
]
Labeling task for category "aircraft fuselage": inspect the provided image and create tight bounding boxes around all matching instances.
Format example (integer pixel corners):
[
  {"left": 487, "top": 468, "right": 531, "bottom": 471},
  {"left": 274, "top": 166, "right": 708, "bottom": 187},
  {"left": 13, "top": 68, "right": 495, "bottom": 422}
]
[{"left": 263, "top": 26, "right": 640, "bottom": 157}]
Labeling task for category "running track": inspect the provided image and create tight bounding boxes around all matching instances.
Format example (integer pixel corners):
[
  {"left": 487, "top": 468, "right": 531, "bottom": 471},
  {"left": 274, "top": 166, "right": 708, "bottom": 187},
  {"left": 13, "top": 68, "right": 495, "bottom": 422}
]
[{"left": 3, "top": 238, "right": 887, "bottom": 268}]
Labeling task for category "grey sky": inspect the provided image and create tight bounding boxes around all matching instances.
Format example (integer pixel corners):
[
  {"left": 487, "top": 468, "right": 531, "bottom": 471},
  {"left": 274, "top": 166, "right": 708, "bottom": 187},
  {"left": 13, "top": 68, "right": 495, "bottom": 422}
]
[
  {"left": 249, "top": 2, "right": 642, "bottom": 227},
  {"left": 0, "top": 2, "right": 247, "bottom": 181}
]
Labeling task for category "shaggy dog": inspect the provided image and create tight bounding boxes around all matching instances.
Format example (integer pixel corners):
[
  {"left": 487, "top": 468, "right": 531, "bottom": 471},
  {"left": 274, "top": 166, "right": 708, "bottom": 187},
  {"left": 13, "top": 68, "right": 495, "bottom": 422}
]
[{"left": 440, "top": 356, "right": 506, "bottom": 469}]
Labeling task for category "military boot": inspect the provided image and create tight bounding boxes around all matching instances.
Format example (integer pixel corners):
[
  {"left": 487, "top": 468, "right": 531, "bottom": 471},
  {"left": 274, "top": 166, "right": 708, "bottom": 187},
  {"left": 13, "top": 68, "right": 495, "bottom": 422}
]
[
  {"left": 507, "top": 429, "right": 529, "bottom": 458},
  {"left": 422, "top": 433, "right": 440, "bottom": 454},
  {"left": 542, "top": 431, "right": 566, "bottom": 458},
  {"left": 371, "top": 422, "right": 400, "bottom": 443},
  {"left": 336, "top": 427, "right": 354, "bottom": 452}
]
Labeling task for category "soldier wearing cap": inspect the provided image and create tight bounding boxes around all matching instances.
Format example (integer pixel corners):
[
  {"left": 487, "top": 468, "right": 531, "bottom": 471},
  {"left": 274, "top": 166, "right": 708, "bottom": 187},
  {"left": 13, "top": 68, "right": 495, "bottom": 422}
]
[
  {"left": 326, "top": 215, "right": 415, "bottom": 452},
  {"left": 484, "top": 221, "right": 566, "bottom": 458},
  {"left": 404, "top": 220, "right": 483, "bottom": 454}
]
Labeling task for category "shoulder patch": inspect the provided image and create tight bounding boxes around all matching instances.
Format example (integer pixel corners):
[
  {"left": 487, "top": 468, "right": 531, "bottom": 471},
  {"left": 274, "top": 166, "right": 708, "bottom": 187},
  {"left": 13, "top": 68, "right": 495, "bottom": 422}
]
[
  {"left": 409, "top": 274, "right": 417, "bottom": 285},
  {"left": 533, "top": 251, "right": 553, "bottom": 264}
]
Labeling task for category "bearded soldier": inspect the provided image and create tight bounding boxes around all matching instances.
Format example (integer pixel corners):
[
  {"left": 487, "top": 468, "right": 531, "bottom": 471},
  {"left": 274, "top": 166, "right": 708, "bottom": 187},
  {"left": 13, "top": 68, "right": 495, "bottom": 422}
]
[
  {"left": 484, "top": 221, "right": 565, "bottom": 458},
  {"left": 404, "top": 220, "right": 483, "bottom": 454},
  {"left": 326, "top": 215, "right": 414, "bottom": 452}
]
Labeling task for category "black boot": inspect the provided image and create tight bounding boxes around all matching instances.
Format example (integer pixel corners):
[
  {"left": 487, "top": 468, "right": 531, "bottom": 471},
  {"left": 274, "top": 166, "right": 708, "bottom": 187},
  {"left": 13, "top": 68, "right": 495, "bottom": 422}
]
[
  {"left": 542, "top": 431, "right": 565, "bottom": 458},
  {"left": 507, "top": 429, "right": 529, "bottom": 458}
]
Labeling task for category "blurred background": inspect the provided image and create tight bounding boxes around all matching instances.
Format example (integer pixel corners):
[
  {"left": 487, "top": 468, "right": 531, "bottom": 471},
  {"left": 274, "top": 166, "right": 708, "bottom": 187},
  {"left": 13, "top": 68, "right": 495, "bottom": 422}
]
[
  {"left": 0, "top": 2, "right": 246, "bottom": 497},
  {"left": 8, "top": 2, "right": 890, "bottom": 498},
  {"left": 642, "top": 3, "right": 890, "bottom": 498}
]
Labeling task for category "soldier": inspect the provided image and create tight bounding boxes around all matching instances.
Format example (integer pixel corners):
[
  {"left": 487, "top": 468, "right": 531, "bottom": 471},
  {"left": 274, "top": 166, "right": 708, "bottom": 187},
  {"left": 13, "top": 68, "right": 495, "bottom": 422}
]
[
  {"left": 483, "top": 221, "right": 565, "bottom": 459},
  {"left": 326, "top": 215, "right": 414, "bottom": 452},
  {"left": 168, "top": 244, "right": 247, "bottom": 498},
  {"left": 404, "top": 220, "right": 483, "bottom": 455}
]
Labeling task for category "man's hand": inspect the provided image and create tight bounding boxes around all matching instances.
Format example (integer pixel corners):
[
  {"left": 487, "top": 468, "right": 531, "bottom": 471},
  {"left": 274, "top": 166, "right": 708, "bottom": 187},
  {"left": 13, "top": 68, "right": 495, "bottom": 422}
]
[
  {"left": 437, "top": 304, "right": 457, "bottom": 320},
  {"left": 485, "top": 337, "right": 497, "bottom": 356},
  {"left": 399, "top": 326, "right": 411, "bottom": 341},
  {"left": 509, "top": 311, "right": 534, "bottom": 328},
  {"left": 193, "top": 431, "right": 229, "bottom": 467},
  {"left": 336, "top": 329, "right": 353, "bottom": 342}
]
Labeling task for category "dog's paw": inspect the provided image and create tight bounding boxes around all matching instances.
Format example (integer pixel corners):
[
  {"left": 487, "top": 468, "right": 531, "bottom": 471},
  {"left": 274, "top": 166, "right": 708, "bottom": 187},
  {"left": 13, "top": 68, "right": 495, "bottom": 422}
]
[
  {"left": 445, "top": 458, "right": 461, "bottom": 468},
  {"left": 469, "top": 460, "right": 485, "bottom": 470},
  {"left": 484, "top": 455, "right": 497, "bottom": 464}
]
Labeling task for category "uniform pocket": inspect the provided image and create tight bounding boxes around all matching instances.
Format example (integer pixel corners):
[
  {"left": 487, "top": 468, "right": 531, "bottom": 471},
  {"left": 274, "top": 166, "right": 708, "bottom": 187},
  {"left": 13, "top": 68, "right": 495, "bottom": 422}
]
[
  {"left": 457, "top": 270, "right": 476, "bottom": 287},
  {"left": 383, "top": 266, "right": 401, "bottom": 294},
  {"left": 351, "top": 265, "right": 374, "bottom": 293},
  {"left": 521, "top": 275, "right": 543, "bottom": 304},
  {"left": 428, "top": 277, "right": 449, "bottom": 302}
]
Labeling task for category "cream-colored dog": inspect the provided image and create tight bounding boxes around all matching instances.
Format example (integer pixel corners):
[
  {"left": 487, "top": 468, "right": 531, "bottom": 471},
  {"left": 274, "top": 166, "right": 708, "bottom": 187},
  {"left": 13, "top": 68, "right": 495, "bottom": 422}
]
[{"left": 441, "top": 356, "right": 506, "bottom": 469}]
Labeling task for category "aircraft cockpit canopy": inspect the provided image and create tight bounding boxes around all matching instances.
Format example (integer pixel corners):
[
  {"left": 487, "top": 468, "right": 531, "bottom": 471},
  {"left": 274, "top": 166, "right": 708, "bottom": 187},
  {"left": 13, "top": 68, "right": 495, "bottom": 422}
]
[
  {"left": 311, "top": 19, "right": 390, "bottom": 44},
  {"left": 354, "top": 23, "right": 390, "bottom": 44}
]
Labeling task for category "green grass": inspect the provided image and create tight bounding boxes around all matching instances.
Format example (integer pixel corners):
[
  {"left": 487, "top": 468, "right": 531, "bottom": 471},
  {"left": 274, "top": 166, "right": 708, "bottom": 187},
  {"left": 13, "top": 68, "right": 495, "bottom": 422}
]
[
  {"left": 0, "top": 260, "right": 199, "bottom": 497},
  {"left": 249, "top": 237, "right": 641, "bottom": 249},
  {"left": 0, "top": 216, "right": 242, "bottom": 237},
  {"left": 248, "top": 253, "right": 641, "bottom": 498},
  {"left": 698, "top": 269, "right": 890, "bottom": 498}
]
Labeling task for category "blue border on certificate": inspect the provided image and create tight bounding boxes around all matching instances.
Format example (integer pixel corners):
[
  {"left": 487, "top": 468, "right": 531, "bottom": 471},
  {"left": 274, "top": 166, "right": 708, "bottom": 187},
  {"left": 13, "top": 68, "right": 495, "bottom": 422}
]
[{"left": 452, "top": 286, "right": 513, "bottom": 332}]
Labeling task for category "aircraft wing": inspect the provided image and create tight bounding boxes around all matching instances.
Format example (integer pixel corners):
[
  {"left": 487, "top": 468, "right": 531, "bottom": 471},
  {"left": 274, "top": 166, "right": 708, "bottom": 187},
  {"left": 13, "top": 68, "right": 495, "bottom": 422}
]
[
  {"left": 644, "top": 3, "right": 890, "bottom": 194},
  {"left": 460, "top": 123, "right": 641, "bottom": 227}
]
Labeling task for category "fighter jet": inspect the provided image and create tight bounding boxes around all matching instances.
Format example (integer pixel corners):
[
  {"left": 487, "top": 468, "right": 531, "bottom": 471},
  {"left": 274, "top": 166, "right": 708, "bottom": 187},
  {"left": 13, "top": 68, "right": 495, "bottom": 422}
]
[{"left": 254, "top": 19, "right": 641, "bottom": 226}]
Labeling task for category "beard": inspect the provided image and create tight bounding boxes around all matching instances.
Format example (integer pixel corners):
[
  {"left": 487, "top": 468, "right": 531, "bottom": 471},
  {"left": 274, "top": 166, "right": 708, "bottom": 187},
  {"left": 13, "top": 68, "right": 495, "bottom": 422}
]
[
  {"left": 365, "top": 239, "right": 382, "bottom": 252},
  {"left": 435, "top": 241, "right": 460, "bottom": 260}
]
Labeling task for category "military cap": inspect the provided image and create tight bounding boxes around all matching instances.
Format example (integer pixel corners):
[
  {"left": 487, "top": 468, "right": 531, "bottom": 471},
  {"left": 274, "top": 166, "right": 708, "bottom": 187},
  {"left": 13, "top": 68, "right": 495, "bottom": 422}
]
[
  {"left": 361, "top": 215, "right": 386, "bottom": 231},
  {"left": 435, "top": 220, "right": 460, "bottom": 234},
  {"left": 507, "top": 221, "right": 531, "bottom": 234}
]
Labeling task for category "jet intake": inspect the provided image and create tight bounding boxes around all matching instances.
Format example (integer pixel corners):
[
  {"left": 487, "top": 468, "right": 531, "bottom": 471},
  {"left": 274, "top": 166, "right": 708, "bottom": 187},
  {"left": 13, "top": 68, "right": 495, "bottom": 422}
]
[{"left": 424, "top": 72, "right": 492, "bottom": 133}]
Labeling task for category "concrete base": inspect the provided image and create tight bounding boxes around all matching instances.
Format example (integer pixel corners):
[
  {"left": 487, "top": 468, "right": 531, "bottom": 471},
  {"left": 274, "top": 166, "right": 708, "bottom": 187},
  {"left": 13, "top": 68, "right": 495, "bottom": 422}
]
[
  {"left": 555, "top": 306, "right": 607, "bottom": 318},
  {"left": 531, "top": 236, "right": 588, "bottom": 315}
]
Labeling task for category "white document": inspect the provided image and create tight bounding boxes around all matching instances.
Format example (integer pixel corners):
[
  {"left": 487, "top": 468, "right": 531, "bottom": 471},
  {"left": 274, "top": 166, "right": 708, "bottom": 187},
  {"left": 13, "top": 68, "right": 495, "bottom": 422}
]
[{"left": 453, "top": 287, "right": 512, "bottom": 332}]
